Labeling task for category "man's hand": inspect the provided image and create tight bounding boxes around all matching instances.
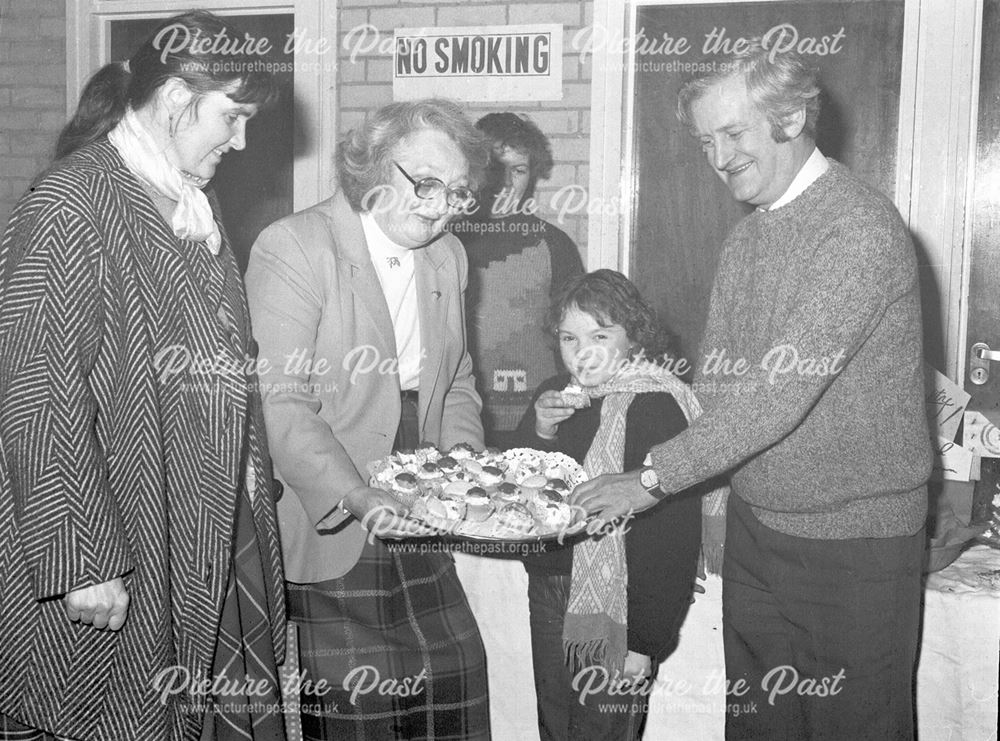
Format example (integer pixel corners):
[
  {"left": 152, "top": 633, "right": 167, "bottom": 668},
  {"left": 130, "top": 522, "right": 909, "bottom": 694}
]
[
  {"left": 569, "top": 471, "right": 658, "bottom": 524},
  {"left": 63, "top": 577, "right": 129, "bottom": 631},
  {"left": 534, "top": 390, "right": 576, "bottom": 439},
  {"left": 343, "top": 486, "right": 435, "bottom": 539}
]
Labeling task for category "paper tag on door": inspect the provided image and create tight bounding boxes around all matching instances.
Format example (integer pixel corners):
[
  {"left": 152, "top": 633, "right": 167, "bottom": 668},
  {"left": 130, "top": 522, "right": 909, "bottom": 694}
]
[
  {"left": 932, "top": 437, "right": 975, "bottom": 481},
  {"left": 963, "top": 411, "right": 1000, "bottom": 458}
]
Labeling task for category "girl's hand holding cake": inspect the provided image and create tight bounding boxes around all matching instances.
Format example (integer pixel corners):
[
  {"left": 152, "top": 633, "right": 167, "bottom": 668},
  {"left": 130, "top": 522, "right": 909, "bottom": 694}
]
[{"left": 534, "top": 389, "right": 578, "bottom": 440}]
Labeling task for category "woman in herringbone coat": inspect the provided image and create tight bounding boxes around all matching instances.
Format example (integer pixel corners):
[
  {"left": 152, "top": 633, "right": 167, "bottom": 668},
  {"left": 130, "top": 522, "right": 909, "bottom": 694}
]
[{"left": 0, "top": 12, "right": 287, "bottom": 741}]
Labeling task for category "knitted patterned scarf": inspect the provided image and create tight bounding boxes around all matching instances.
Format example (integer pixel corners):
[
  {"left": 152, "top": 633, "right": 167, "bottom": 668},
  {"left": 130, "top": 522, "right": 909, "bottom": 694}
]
[{"left": 563, "top": 360, "right": 705, "bottom": 676}]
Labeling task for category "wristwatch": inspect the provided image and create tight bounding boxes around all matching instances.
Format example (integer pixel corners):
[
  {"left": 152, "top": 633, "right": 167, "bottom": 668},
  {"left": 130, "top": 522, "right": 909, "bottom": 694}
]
[{"left": 639, "top": 466, "right": 667, "bottom": 500}]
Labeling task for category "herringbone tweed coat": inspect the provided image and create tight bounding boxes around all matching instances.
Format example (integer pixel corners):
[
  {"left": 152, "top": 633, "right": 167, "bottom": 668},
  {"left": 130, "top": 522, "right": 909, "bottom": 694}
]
[{"left": 0, "top": 139, "right": 286, "bottom": 740}]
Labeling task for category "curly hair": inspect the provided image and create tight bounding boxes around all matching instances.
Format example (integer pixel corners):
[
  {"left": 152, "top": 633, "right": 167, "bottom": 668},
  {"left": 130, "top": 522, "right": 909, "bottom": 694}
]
[
  {"left": 336, "top": 99, "right": 490, "bottom": 212},
  {"left": 476, "top": 112, "right": 554, "bottom": 182},
  {"left": 545, "top": 269, "right": 677, "bottom": 364},
  {"left": 676, "top": 39, "right": 821, "bottom": 143}
]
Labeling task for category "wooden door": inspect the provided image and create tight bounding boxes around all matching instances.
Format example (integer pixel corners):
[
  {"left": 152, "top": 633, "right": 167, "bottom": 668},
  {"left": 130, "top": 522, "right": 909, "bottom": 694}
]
[{"left": 965, "top": 0, "right": 1000, "bottom": 523}]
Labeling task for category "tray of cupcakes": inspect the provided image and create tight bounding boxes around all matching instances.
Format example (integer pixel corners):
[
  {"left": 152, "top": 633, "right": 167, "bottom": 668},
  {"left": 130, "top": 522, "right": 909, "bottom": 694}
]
[{"left": 367, "top": 444, "right": 589, "bottom": 542}]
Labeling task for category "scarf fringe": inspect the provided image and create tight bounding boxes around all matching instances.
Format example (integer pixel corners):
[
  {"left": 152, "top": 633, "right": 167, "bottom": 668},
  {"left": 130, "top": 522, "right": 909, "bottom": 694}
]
[{"left": 564, "top": 628, "right": 628, "bottom": 676}]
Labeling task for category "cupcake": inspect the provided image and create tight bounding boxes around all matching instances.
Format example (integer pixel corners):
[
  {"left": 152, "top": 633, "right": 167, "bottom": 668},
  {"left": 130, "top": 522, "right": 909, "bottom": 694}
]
[
  {"left": 442, "top": 479, "right": 475, "bottom": 499},
  {"left": 425, "top": 495, "right": 465, "bottom": 522},
  {"left": 494, "top": 481, "right": 522, "bottom": 504},
  {"left": 533, "top": 500, "right": 573, "bottom": 532},
  {"left": 546, "top": 478, "right": 570, "bottom": 496},
  {"left": 538, "top": 488, "right": 563, "bottom": 503},
  {"left": 520, "top": 474, "right": 548, "bottom": 494},
  {"left": 415, "top": 444, "right": 441, "bottom": 464},
  {"left": 464, "top": 488, "right": 493, "bottom": 523},
  {"left": 372, "top": 463, "right": 400, "bottom": 487},
  {"left": 461, "top": 459, "right": 484, "bottom": 477},
  {"left": 477, "top": 465, "right": 504, "bottom": 489},
  {"left": 480, "top": 447, "right": 503, "bottom": 465},
  {"left": 496, "top": 502, "right": 534, "bottom": 534},
  {"left": 393, "top": 472, "right": 419, "bottom": 498},
  {"left": 448, "top": 442, "right": 476, "bottom": 460},
  {"left": 417, "top": 461, "right": 443, "bottom": 481},
  {"left": 436, "top": 455, "right": 460, "bottom": 476},
  {"left": 560, "top": 383, "right": 591, "bottom": 409},
  {"left": 393, "top": 448, "right": 415, "bottom": 464}
]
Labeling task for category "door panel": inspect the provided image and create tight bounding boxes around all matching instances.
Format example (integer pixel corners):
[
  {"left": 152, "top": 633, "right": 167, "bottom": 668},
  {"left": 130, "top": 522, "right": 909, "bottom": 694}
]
[
  {"left": 629, "top": 0, "right": 905, "bottom": 367},
  {"left": 965, "top": 0, "right": 1000, "bottom": 522}
]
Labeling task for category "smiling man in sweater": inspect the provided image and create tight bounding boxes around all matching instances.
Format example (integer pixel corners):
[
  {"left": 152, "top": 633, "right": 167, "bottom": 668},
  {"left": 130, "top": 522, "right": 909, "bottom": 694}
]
[{"left": 572, "top": 43, "right": 931, "bottom": 740}]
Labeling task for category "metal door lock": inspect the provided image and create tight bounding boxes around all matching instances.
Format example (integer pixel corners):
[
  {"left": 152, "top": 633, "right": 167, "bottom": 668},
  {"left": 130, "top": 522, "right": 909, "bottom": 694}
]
[{"left": 969, "top": 342, "right": 1000, "bottom": 385}]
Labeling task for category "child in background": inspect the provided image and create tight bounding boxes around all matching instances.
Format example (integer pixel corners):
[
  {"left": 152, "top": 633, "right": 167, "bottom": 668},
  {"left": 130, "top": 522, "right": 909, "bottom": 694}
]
[
  {"left": 456, "top": 112, "right": 583, "bottom": 449},
  {"left": 516, "top": 269, "right": 714, "bottom": 740}
]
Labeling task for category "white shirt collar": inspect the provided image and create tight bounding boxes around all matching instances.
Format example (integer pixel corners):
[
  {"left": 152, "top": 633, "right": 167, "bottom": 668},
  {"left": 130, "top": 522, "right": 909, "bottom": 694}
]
[
  {"left": 360, "top": 212, "right": 411, "bottom": 267},
  {"left": 762, "top": 147, "right": 829, "bottom": 212}
]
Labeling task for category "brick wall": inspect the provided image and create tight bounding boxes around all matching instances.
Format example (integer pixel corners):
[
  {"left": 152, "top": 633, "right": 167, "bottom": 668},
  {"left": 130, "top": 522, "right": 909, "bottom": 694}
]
[
  {"left": 0, "top": 1, "right": 66, "bottom": 229},
  {"left": 338, "top": 0, "right": 593, "bottom": 254},
  {"left": 0, "top": 1, "right": 595, "bottom": 251}
]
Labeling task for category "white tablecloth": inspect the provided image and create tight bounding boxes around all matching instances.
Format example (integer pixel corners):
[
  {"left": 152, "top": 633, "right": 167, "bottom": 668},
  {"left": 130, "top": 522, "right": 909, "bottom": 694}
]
[
  {"left": 455, "top": 545, "right": 1000, "bottom": 741},
  {"left": 916, "top": 545, "right": 1000, "bottom": 741}
]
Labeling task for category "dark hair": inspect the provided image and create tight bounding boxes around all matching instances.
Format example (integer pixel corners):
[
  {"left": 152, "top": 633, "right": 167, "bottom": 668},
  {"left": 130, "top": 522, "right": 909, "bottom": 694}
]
[
  {"left": 476, "top": 112, "right": 554, "bottom": 183},
  {"left": 676, "top": 40, "right": 821, "bottom": 142},
  {"left": 56, "top": 10, "right": 280, "bottom": 159},
  {"left": 336, "top": 98, "right": 489, "bottom": 212},
  {"left": 545, "top": 269, "right": 677, "bottom": 363}
]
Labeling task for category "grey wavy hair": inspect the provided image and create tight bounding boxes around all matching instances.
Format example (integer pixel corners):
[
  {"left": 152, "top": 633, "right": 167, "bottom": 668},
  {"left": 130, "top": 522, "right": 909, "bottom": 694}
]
[
  {"left": 676, "top": 40, "right": 821, "bottom": 142},
  {"left": 336, "top": 98, "right": 490, "bottom": 211}
]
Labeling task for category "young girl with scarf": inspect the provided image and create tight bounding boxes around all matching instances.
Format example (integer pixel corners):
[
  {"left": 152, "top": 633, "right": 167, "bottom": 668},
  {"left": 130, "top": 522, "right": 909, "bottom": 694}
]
[{"left": 515, "top": 269, "right": 714, "bottom": 741}]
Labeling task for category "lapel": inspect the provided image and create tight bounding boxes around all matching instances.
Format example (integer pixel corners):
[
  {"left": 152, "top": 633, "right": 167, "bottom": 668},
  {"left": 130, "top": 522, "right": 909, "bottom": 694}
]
[
  {"left": 101, "top": 141, "right": 247, "bottom": 405},
  {"left": 325, "top": 195, "right": 397, "bottom": 359},
  {"left": 415, "top": 241, "right": 450, "bottom": 429},
  {"left": 104, "top": 143, "right": 225, "bottom": 343}
]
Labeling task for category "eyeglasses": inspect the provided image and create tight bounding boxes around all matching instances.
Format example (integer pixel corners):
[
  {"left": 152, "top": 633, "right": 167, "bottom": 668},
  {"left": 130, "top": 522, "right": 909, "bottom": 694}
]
[{"left": 394, "top": 162, "right": 476, "bottom": 209}]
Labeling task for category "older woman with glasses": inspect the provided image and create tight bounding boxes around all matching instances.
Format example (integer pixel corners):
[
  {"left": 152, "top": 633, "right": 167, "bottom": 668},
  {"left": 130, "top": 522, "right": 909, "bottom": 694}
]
[{"left": 246, "top": 99, "right": 490, "bottom": 740}]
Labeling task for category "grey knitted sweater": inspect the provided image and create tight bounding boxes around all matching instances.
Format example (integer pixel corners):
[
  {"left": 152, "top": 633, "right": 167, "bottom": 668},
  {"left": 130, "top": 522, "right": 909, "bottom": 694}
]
[{"left": 650, "top": 161, "right": 931, "bottom": 539}]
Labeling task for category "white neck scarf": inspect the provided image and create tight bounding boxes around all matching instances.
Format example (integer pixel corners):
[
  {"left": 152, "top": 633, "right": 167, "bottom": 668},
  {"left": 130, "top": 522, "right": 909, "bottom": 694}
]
[{"left": 108, "top": 108, "right": 221, "bottom": 254}]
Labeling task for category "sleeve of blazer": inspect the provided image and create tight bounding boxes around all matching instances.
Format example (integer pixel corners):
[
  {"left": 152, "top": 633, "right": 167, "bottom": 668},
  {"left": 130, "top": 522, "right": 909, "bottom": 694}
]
[
  {"left": 0, "top": 192, "right": 133, "bottom": 599},
  {"left": 439, "top": 239, "right": 485, "bottom": 451},
  {"left": 245, "top": 219, "right": 365, "bottom": 526}
]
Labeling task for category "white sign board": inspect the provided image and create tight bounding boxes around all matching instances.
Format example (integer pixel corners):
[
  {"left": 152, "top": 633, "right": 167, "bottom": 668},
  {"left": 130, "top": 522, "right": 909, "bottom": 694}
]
[{"left": 393, "top": 25, "right": 563, "bottom": 102}]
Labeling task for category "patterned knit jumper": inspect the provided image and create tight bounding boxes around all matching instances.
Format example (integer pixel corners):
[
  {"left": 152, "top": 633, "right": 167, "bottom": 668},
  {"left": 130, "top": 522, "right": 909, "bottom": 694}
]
[
  {"left": 649, "top": 161, "right": 932, "bottom": 539},
  {"left": 457, "top": 213, "right": 582, "bottom": 437}
]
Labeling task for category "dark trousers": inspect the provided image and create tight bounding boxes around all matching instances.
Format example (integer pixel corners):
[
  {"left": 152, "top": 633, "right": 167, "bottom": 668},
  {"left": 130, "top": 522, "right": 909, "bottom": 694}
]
[
  {"left": 527, "top": 573, "right": 646, "bottom": 741},
  {"left": 722, "top": 494, "right": 923, "bottom": 741}
]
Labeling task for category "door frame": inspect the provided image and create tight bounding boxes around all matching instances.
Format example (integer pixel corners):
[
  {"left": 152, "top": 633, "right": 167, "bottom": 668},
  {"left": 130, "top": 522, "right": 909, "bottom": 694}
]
[{"left": 66, "top": 0, "right": 337, "bottom": 211}]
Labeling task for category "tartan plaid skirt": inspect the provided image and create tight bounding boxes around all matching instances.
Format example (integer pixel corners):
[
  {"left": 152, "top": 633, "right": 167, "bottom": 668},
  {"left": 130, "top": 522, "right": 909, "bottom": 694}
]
[
  {"left": 206, "top": 488, "right": 286, "bottom": 741},
  {"left": 287, "top": 537, "right": 490, "bottom": 740}
]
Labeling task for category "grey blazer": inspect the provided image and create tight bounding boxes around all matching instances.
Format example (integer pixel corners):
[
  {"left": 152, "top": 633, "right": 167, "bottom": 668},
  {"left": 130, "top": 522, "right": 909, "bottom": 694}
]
[{"left": 246, "top": 192, "right": 484, "bottom": 582}]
